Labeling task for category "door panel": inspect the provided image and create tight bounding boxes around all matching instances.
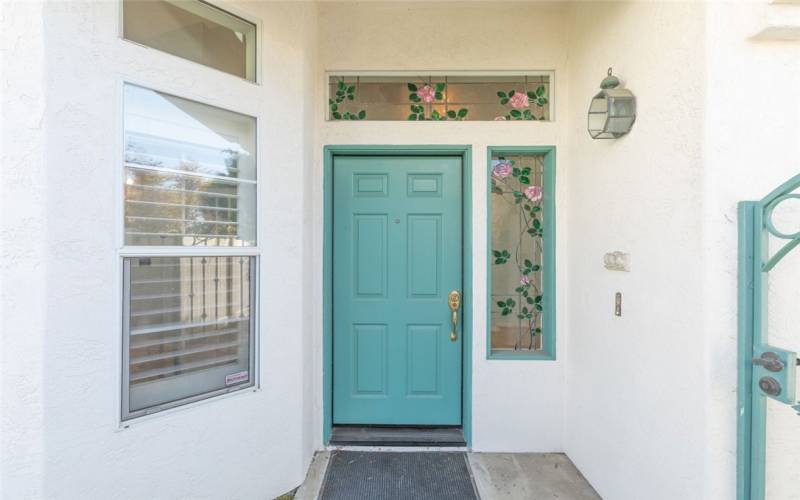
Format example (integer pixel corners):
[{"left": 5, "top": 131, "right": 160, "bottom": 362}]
[
  {"left": 407, "top": 215, "right": 441, "bottom": 297},
  {"left": 333, "top": 156, "right": 462, "bottom": 425},
  {"left": 407, "top": 324, "right": 441, "bottom": 395},
  {"left": 353, "top": 215, "right": 387, "bottom": 297},
  {"left": 353, "top": 323, "right": 388, "bottom": 395}
]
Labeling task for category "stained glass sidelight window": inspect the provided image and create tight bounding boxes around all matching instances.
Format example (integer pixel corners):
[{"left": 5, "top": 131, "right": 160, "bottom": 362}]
[
  {"left": 327, "top": 73, "right": 552, "bottom": 122},
  {"left": 489, "top": 149, "right": 554, "bottom": 358}
]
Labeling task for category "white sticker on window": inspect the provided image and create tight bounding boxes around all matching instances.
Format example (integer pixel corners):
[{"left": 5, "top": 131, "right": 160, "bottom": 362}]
[{"left": 225, "top": 371, "right": 249, "bottom": 386}]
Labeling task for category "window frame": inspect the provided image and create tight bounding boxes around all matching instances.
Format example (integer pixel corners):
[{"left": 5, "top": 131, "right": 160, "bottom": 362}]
[
  {"left": 116, "top": 79, "right": 262, "bottom": 425},
  {"left": 121, "top": 256, "right": 258, "bottom": 420},
  {"left": 121, "top": 82, "right": 259, "bottom": 248},
  {"left": 117, "top": 0, "right": 262, "bottom": 85},
  {"left": 486, "top": 146, "right": 556, "bottom": 360}
]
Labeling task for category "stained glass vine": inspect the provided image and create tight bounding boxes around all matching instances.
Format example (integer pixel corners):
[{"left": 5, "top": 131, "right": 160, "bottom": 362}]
[
  {"left": 490, "top": 154, "right": 546, "bottom": 352},
  {"left": 327, "top": 74, "right": 551, "bottom": 121}
]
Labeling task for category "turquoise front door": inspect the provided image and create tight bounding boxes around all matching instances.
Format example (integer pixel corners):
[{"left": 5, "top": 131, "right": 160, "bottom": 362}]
[{"left": 333, "top": 155, "right": 463, "bottom": 425}]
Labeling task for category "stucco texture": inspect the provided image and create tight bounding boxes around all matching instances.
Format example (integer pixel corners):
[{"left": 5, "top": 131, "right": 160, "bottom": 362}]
[
  {"left": 564, "top": 3, "right": 707, "bottom": 500},
  {"left": 3, "top": 1, "right": 800, "bottom": 499},
  {"left": 2, "top": 2, "right": 318, "bottom": 499}
]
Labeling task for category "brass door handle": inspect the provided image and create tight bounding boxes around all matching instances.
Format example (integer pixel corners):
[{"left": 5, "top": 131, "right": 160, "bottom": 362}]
[{"left": 448, "top": 290, "right": 461, "bottom": 342}]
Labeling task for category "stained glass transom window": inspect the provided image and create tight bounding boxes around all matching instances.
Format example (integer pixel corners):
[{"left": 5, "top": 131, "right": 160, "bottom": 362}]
[{"left": 327, "top": 73, "right": 552, "bottom": 122}]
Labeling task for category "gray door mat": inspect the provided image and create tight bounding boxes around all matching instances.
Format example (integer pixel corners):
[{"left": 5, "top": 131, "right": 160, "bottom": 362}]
[
  {"left": 319, "top": 451, "right": 479, "bottom": 500},
  {"left": 330, "top": 426, "right": 466, "bottom": 447}
]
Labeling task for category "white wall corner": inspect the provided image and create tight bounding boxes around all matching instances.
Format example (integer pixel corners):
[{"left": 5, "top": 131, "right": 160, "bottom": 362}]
[{"left": 751, "top": 1, "right": 800, "bottom": 41}]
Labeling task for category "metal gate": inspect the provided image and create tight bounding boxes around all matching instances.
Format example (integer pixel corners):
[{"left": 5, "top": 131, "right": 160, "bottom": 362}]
[{"left": 738, "top": 173, "right": 800, "bottom": 500}]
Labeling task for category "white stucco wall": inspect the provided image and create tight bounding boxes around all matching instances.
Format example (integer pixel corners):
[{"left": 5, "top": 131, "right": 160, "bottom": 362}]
[
  {"left": 1, "top": 2, "right": 48, "bottom": 498},
  {"left": 1, "top": 2, "right": 318, "bottom": 498},
  {"left": 563, "top": 2, "right": 799, "bottom": 499},
  {"left": 563, "top": 3, "right": 708, "bottom": 499},
  {"left": 312, "top": 1, "right": 571, "bottom": 453},
  {"left": 703, "top": 2, "right": 800, "bottom": 499}
]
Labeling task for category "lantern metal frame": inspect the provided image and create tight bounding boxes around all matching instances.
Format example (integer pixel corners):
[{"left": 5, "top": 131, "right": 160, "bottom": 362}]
[{"left": 588, "top": 68, "right": 636, "bottom": 139}]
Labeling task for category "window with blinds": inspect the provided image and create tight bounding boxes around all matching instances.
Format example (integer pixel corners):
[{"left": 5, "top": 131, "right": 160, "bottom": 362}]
[
  {"left": 121, "top": 84, "right": 258, "bottom": 420},
  {"left": 123, "top": 256, "right": 255, "bottom": 419},
  {"left": 124, "top": 84, "right": 256, "bottom": 247}
]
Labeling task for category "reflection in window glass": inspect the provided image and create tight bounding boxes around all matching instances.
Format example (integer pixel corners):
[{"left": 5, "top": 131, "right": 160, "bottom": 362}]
[
  {"left": 123, "top": 256, "right": 255, "bottom": 418},
  {"left": 123, "top": 84, "right": 256, "bottom": 247},
  {"left": 490, "top": 153, "right": 546, "bottom": 353},
  {"left": 123, "top": 0, "right": 256, "bottom": 81},
  {"left": 327, "top": 74, "right": 551, "bottom": 121}
]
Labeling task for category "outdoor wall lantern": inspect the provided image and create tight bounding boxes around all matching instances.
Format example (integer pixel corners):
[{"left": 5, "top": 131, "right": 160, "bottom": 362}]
[{"left": 588, "top": 68, "right": 636, "bottom": 139}]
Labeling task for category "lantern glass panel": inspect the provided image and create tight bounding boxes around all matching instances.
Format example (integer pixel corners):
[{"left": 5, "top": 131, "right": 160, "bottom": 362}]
[
  {"left": 608, "top": 95, "right": 635, "bottom": 118},
  {"left": 588, "top": 98, "right": 608, "bottom": 134},
  {"left": 588, "top": 114, "right": 607, "bottom": 135},
  {"left": 589, "top": 95, "right": 608, "bottom": 113},
  {"left": 606, "top": 116, "right": 635, "bottom": 135}
]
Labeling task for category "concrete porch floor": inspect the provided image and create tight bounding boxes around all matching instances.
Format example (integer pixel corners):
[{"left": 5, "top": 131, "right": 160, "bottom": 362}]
[{"left": 290, "top": 450, "right": 601, "bottom": 499}]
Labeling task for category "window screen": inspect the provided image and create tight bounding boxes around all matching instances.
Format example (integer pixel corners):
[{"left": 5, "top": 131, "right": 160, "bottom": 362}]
[
  {"left": 123, "top": 0, "right": 256, "bottom": 82},
  {"left": 123, "top": 256, "right": 255, "bottom": 419}
]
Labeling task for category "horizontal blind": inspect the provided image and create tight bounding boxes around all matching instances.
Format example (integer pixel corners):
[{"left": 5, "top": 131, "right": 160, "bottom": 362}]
[{"left": 125, "top": 256, "right": 254, "bottom": 414}]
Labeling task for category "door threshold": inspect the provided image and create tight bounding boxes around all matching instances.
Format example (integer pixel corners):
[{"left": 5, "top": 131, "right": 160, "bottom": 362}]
[
  {"left": 330, "top": 426, "right": 466, "bottom": 447},
  {"left": 326, "top": 445, "right": 470, "bottom": 453}
]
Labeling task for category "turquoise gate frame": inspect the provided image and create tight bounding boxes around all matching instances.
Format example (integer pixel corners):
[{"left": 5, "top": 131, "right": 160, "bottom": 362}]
[
  {"left": 738, "top": 173, "right": 800, "bottom": 500},
  {"left": 322, "top": 145, "right": 474, "bottom": 446}
]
